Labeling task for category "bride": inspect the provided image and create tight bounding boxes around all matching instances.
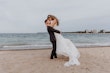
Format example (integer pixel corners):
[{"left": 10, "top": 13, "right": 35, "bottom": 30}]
[
  {"left": 45, "top": 15, "right": 80, "bottom": 67},
  {"left": 55, "top": 33, "right": 80, "bottom": 66}
]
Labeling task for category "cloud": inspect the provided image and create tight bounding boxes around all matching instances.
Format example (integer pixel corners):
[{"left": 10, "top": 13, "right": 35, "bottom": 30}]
[{"left": 0, "top": 0, "right": 110, "bottom": 33}]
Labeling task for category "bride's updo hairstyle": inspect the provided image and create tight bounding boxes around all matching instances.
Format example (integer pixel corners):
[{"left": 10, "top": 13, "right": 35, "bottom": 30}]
[{"left": 47, "top": 15, "right": 59, "bottom": 26}]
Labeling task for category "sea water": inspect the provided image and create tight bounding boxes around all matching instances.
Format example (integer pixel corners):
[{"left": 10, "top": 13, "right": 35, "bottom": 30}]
[{"left": 0, "top": 33, "right": 110, "bottom": 50}]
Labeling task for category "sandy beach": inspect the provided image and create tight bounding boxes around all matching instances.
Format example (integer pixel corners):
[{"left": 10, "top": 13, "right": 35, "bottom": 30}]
[{"left": 0, "top": 47, "right": 110, "bottom": 73}]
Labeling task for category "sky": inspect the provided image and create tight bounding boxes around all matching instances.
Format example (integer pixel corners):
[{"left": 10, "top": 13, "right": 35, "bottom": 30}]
[{"left": 0, "top": 0, "right": 110, "bottom": 33}]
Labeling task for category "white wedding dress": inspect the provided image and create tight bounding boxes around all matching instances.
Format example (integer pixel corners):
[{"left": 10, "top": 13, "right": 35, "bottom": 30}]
[{"left": 54, "top": 33, "right": 80, "bottom": 67}]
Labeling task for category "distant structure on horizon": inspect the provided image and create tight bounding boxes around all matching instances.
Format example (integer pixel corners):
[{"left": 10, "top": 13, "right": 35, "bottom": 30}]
[
  {"left": 99, "top": 30, "right": 105, "bottom": 33},
  {"left": 64, "top": 29, "right": 110, "bottom": 33},
  {"left": 91, "top": 30, "right": 98, "bottom": 33}
]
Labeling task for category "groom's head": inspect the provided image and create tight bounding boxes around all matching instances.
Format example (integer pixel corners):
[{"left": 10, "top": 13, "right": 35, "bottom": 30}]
[
  {"left": 47, "top": 15, "right": 59, "bottom": 26},
  {"left": 44, "top": 19, "right": 51, "bottom": 26}
]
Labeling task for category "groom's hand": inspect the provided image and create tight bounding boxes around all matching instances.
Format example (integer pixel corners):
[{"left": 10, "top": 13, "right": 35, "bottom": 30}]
[
  {"left": 58, "top": 31, "right": 61, "bottom": 34},
  {"left": 57, "top": 30, "right": 61, "bottom": 34}
]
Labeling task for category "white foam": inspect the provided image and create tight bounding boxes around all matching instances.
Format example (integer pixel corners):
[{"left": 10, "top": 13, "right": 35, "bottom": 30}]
[
  {"left": 0, "top": 44, "right": 52, "bottom": 50},
  {"left": 0, "top": 43, "right": 110, "bottom": 50}
]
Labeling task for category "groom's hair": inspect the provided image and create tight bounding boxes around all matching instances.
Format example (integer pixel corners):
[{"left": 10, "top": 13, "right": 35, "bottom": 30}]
[
  {"left": 47, "top": 15, "right": 59, "bottom": 26},
  {"left": 44, "top": 19, "right": 47, "bottom": 23}
]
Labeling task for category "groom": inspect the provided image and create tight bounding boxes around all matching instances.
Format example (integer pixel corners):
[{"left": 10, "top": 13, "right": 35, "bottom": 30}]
[{"left": 45, "top": 15, "right": 60, "bottom": 59}]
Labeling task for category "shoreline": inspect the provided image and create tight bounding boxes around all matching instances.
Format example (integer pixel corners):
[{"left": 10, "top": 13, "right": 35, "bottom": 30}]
[{"left": 0, "top": 46, "right": 110, "bottom": 51}]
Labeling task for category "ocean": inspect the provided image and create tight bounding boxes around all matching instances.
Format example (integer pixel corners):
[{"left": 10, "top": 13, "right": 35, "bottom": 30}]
[{"left": 0, "top": 33, "right": 110, "bottom": 50}]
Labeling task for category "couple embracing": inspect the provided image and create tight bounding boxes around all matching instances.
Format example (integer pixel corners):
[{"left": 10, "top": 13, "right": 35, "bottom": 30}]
[{"left": 45, "top": 15, "right": 80, "bottom": 67}]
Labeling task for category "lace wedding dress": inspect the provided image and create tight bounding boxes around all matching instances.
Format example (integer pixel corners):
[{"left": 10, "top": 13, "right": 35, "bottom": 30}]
[{"left": 54, "top": 33, "right": 80, "bottom": 67}]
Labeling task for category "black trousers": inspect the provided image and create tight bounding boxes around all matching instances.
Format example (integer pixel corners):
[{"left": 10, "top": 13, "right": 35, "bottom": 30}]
[{"left": 51, "top": 40, "right": 57, "bottom": 58}]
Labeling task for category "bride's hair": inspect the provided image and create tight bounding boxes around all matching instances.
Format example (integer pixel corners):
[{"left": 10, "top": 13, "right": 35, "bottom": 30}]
[{"left": 47, "top": 15, "right": 59, "bottom": 26}]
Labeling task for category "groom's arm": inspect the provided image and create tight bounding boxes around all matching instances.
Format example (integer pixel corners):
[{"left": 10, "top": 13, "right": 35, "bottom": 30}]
[{"left": 50, "top": 27, "right": 60, "bottom": 33}]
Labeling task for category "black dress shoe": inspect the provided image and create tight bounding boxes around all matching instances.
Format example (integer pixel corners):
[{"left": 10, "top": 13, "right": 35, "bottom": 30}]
[
  {"left": 50, "top": 55, "right": 53, "bottom": 59},
  {"left": 54, "top": 55, "right": 57, "bottom": 58},
  {"left": 50, "top": 57, "right": 53, "bottom": 59},
  {"left": 54, "top": 53, "right": 57, "bottom": 58}
]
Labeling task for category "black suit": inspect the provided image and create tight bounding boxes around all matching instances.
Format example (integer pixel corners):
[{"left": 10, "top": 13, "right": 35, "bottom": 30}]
[{"left": 47, "top": 26, "right": 60, "bottom": 59}]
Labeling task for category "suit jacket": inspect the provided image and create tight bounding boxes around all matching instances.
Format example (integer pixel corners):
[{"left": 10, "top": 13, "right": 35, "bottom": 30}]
[{"left": 47, "top": 26, "right": 60, "bottom": 42}]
